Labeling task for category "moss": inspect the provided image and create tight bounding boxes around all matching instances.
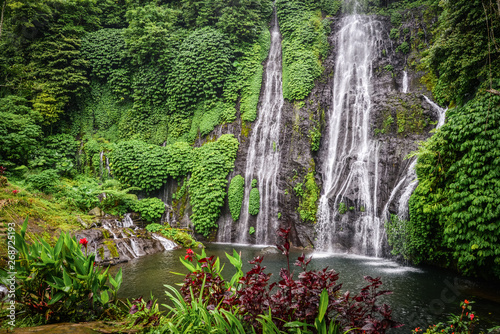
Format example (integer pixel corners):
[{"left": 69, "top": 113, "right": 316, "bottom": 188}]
[
  {"left": 241, "top": 121, "right": 251, "bottom": 138},
  {"left": 101, "top": 229, "right": 110, "bottom": 239},
  {"left": 98, "top": 247, "right": 105, "bottom": 259},
  {"left": 104, "top": 240, "right": 119, "bottom": 258}
]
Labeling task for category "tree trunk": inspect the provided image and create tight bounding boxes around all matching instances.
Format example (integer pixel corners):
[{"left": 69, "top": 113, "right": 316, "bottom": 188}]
[{"left": 0, "top": 0, "right": 6, "bottom": 40}]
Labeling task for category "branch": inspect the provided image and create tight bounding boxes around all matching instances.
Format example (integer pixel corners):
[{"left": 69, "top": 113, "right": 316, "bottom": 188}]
[{"left": 486, "top": 88, "right": 500, "bottom": 96}]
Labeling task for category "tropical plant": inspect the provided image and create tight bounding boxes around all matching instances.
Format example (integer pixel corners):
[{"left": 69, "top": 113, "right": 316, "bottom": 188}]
[{"left": 3, "top": 218, "right": 122, "bottom": 323}]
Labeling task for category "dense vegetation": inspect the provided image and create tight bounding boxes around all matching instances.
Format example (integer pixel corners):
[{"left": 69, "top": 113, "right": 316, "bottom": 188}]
[{"left": 379, "top": 0, "right": 500, "bottom": 279}]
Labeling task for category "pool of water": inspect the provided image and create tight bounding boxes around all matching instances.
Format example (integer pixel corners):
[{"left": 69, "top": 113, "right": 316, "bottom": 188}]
[{"left": 111, "top": 243, "right": 500, "bottom": 330}]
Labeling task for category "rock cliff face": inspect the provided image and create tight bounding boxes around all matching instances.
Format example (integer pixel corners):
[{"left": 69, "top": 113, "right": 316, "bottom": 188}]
[{"left": 160, "top": 8, "right": 442, "bottom": 256}]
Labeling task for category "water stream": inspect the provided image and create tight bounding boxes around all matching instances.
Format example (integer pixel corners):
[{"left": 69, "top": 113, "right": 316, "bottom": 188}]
[
  {"left": 112, "top": 243, "right": 500, "bottom": 331},
  {"left": 219, "top": 7, "right": 284, "bottom": 245},
  {"left": 316, "top": 13, "right": 385, "bottom": 255}
]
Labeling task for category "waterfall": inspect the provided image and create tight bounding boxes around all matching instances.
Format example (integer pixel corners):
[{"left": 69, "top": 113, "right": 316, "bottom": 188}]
[
  {"left": 152, "top": 233, "right": 178, "bottom": 250},
  {"left": 122, "top": 213, "right": 135, "bottom": 228},
  {"left": 402, "top": 71, "right": 408, "bottom": 93},
  {"left": 228, "top": 8, "right": 284, "bottom": 245},
  {"left": 384, "top": 97, "right": 447, "bottom": 224},
  {"left": 316, "top": 13, "right": 386, "bottom": 256},
  {"left": 423, "top": 95, "right": 447, "bottom": 128}
]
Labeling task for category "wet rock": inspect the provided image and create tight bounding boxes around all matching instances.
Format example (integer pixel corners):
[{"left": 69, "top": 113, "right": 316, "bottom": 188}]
[{"left": 88, "top": 207, "right": 103, "bottom": 216}]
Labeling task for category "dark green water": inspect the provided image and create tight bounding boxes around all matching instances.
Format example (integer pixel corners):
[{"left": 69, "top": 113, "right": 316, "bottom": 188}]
[{"left": 111, "top": 243, "right": 500, "bottom": 330}]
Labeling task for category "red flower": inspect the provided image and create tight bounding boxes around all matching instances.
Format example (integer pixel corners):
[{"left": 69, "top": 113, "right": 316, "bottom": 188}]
[
  {"left": 79, "top": 238, "right": 88, "bottom": 248},
  {"left": 464, "top": 299, "right": 469, "bottom": 304},
  {"left": 184, "top": 248, "right": 194, "bottom": 262},
  {"left": 470, "top": 313, "right": 474, "bottom": 320},
  {"left": 12, "top": 190, "right": 19, "bottom": 194}
]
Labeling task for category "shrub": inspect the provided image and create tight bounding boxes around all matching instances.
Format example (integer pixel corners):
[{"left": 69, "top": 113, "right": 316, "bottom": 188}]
[
  {"left": 228, "top": 175, "right": 245, "bottom": 221},
  {"left": 26, "top": 169, "right": 59, "bottom": 194},
  {"left": 0, "top": 218, "right": 122, "bottom": 323},
  {"left": 110, "top": 140, "right": 169, "bottom": 192},
  {"left": 389, "top": 28, "right": 399, "bottom": 40},
  {"left": 397, "top": 42, "right": 410, "bottom": 54},
  {"left": 133, "top": 197, "right": 165, "bottom": 223},
  {"left": 248, "top": 188, "right": 260, "bottom": 216},
  {"left": 338, "top": 202, "right": 347, "bottom": 214},
  {"left": 176, "top": 228, "right": 402, "bottom": 332}
]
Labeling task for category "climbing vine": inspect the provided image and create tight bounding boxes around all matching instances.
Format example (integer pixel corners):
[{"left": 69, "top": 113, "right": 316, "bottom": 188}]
[
  {"left": 409, "top": 92, "right": 500, "bottom": 278},
  {"left": 228, "top": 175, "right": 245, "bottom": 221},
  {"left": 188, "top": 134, "right": 239, "bottom": 236}
]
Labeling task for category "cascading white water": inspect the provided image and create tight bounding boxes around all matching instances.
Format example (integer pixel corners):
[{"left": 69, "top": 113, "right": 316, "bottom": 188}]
[
  {"left": 122, "top": 213, "right": 135, "bottom": 228},
  {"left": 316, "top": 12, "right": 386, "bottom": 256},
  {"left": 234, "top": 8, "right": 284, "bottom": 245},
  {"left": 402, "top": 70, "right": 408, "bottom": 93},
  {"left": 152, "top": 233, "right": 178, "bottom": 250},
  {"left": 384, "top": 96, "right": 447, "bottom": 224}
]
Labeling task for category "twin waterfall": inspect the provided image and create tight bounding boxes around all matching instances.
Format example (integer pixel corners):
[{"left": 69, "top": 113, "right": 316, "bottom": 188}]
[{"left": 215, "top": 4, "right": 445, "bottom": 256}]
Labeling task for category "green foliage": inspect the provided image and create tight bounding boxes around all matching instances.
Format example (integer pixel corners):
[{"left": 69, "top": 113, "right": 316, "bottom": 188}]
[
  {"left": 2, "top": 218, "right": 122, "bottom": 323},
  {"left": 309, "top": 126, "right": 321, "bottom": 152},
  {"left": 396, "top": 41, "right": 410, "bottom": 54},
  {"left": 29, "top": 134, "right": 80, "bottom": 176},
  {"left": 295, "top": 172, "right": 320, "bottom": 223},
  {"left": 26, "top": 169, "right": 60, "bottom": 194},
  {"left": 0, "top": 96, "right": 42, "bottom": 167},
  {"left": 277, "top": 0, "right": 329, "bottom": 101},
  {"left": 409, "top": 92, "right": 500, "bottom": 278},
  {"left": 389, "top": 28, "right": 400, "bottom": 40},
  {"left": 390, "top": 11, "right": 402, "bottom": 27},
  {"left": 95, "top": 179, "right": 139, "bottom": 215},
  {"left": 225, "top": 28, "right": 270, "bottom": 122},
  {"left": 383, "top": 64, "right": 394, "bottom": 73},
  {"left": 395, "top": 102, "right": 426, "bottom": 136},
  {"left": 145, "top": 223, "right": 199, "bottom": 248},
  {"left": 249, "top": 188, "right": 260, "bottom": 216},
  {"left": 249, "top": 226, "right": 256, "bottom": 235},
  {"left": 168, "top": 27, "right": 233, "bottom": 116},
  {"left": 133, "top": 197, "right": 165, "bottom": 224},
  {"left": 165, "top": 141, "right": 193, "bottom": 181},
  {"left": 228, "top": 175, "right": 245, "bottom": 221},
  {"left": 338, "top": 202, "right": 347, "bottom": 215},
  {"left": 81, "top": 29, "right": 131, "bottom": 98},
  {"left": 320, "top": 0, "right": 342, "bottom": 16},
  {"left": 375, "top": 114, "right": 394, "bottom": 135},
  {"left": 251, "top": 179, "right": 258, "bottom": 188},
  {"left": 385, "top": 214, "right": 409, "bottom": 259},
  {"left": 420, "top": 0, "right": 500, "bottom": 106},
  {"left": 110, "top": 140, "right": 169, "bottom": 192},
  {"left": 188, "top": 134, "right": 239, "bottom": 236}
]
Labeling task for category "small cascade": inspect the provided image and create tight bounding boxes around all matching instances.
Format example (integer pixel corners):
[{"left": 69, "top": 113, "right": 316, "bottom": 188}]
[
  {"left": 102, "top": 221, "right": 118, "bottom": 239},
  {"left": 118, "top": 240, "right": 138, "bottom": 259},
  {"left": 130, "top": 239, "right": 146, "bottom": 256},
  {"left": 122, "top": 213, "right": 135, "bottom": 228},
  {"left": 228, "top": 7, "right": 284, "bottom": 245},
  {"left": 423, "top": 95, "right": 447, "bottom": 127},
  {"left": 152, "top": 233, "right": 178, "bottom": 250},
  {"left": 316, "top": 12, "right": 386, "bottom": 256},
  {"left": 402, "top": 71, "right": 408, "bottom": 93},
  {"left": 384, "top": 98, "right": 447, "bottom": 223}
]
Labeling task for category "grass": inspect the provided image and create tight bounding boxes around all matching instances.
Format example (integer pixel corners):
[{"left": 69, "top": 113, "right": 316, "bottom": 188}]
[{"left": 0, "top": 179, "right": 93, "bottom": 265}]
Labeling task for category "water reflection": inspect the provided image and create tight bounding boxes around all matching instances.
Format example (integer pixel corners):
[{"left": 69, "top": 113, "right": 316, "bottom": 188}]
[{"left": 111, "top": 243, "right": 500, "bottom": 331}]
